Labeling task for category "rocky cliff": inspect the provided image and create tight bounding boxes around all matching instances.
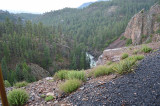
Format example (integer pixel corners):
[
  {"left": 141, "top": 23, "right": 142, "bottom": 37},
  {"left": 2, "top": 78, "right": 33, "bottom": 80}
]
[
  {"left": 97, "top": 3, "right": 160, "bottom": 66},
  {"left": 124, "top": 3, "right": 160, "bottom": 45}
]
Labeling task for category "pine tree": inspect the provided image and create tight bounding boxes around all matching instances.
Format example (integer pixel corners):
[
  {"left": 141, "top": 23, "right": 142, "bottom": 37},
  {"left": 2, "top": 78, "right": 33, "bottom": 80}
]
[{"left": 1, "top": 57, "right": 8, "bottom": 80}]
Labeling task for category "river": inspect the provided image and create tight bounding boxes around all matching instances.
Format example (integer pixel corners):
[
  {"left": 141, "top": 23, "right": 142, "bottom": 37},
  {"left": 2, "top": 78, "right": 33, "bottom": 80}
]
[{"left": 86, "top": 52, "right": 96, "bottom": 68}]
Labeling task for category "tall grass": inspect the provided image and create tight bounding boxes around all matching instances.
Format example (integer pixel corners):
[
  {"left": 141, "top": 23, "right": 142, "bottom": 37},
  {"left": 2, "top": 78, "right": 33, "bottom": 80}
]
[
  {"left": 7, "top": 89, "right": 29, "bottom": 106},
  {"left": 14, "top": 81, "right": 28, "bottom": 88},
  {"left": 113, "top": 55, "right": 144, "bottom": 74},
  {"left": 141, "top": 45, "right": 152, "bottom": 53},
  {"left": 112, "top": 59, "right": 135, "bottom": 74},
  {"left": 67, "top": 71, "right": 86, "bottom": 81},
  {"left": 94, "top": 66, "right": 113, "bottom": 77},
  {"left": 54, "top": 70, "right": 86, "bottom": 81},
  {"left": 59, "top": 79, "right": 82, "bottom": 93},
  {"left": 121, "top": 53, "right": 129, "bottom": 59},
  {"left": 54, "top": 70, "right": 68, "bottom": 80}
]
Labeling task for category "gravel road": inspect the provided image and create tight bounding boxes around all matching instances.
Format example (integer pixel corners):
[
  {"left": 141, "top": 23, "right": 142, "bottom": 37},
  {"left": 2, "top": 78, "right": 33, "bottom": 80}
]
[{"left": 67, "top": 51, "right": 160, "bottom": 106}]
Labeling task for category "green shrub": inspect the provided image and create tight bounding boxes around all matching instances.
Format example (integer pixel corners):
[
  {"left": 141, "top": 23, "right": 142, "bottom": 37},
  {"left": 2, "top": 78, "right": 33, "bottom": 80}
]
[
  {"left": 14, "top": 81, "right": 28, "bottom": 88},
  {"left": 40, "top": 94, "right": 46, "bottom": 98},
  {"left": 7, "top": 89, "right": 29, "bottom": 106},
  {"left": 94, "top": 66, "right": 113, "bottom": 77},
  {"left": 54, "top": 70, "right": 68, "bottom": 80},
  {"left": 45, "top": 95, "right": 54, "bottom": 101},
  {"left": 126, "top": 39, "right": 132, "bottom": 46},
  {"left": 54, "top": 70, "right": 86, "bottom": 81},
  {"left": 112, "top": 59, "right": 136, "bottom": 75},
  {"left": 4, "top": 80, "right": 11, "bottom": 87},
  {"left": 59, "top": 79, "right": 82, "bottom": 93},
  {"left": 141, "top": 45, "right": 152, "bottom": 53},
  {"left": 113, "top": 55, "right": 144, "bottom": 74},
  {"left": 106, "top": 61, "right": 113, "bottom": 65},
  {"left": 121, "top": 53, "right": 129, "bottom": 59},
  {"left": 67, "top": 71, "right": 86, "bottom": 81},
  {"left": 133, "top": 55, "right": 144, "bottom": 60}
]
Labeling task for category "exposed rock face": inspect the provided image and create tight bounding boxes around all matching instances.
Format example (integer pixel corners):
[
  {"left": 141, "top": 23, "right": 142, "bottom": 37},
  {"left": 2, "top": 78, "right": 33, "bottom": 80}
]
[
  {"left": 124, "top": 3, "right": 160, "bottom": 45},
  {"left": 28, "top": 63, "right": 50, "bottom": 80}
]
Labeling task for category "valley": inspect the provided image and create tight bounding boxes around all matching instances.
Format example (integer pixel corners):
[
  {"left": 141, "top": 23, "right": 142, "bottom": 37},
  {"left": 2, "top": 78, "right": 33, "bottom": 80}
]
[{"left": 0, "top": 0, "right": 160, "bottom": 106}]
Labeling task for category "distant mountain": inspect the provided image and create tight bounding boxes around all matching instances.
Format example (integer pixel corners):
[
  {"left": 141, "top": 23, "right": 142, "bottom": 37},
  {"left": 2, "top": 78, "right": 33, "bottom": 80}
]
[
  {"left": 79, "top": 2, "right": 94, "bottom": 8},
  {"left": 0, "top": 10, "right": 17, "bottom": 22},
  {"left": 78, "top": 0, "right": 109, "bottom": 8}
]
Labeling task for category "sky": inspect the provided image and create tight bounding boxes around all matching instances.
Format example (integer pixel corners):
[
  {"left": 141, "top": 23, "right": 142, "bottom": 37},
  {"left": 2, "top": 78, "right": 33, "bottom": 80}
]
[{"left": 0, "top": 0, "right": 97, "bottom": 14}]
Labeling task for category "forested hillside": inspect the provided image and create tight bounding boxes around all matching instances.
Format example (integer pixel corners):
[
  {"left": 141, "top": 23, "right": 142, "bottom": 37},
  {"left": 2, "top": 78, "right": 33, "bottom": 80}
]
[
  {"left": 0, "top": 18, "right": 90, "bottom": 85},
  {"left": 15, "top": 13, "right": 41, "bottom": 21},
  {"left": 34, "top": 0, "right": 158, "bottom": 52}
]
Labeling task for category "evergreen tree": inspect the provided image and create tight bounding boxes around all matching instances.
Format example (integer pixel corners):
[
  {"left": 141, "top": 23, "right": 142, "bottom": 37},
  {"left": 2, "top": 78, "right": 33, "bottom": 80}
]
[{"left": 1, "top": 57, "right": 8, "bottom": 80}]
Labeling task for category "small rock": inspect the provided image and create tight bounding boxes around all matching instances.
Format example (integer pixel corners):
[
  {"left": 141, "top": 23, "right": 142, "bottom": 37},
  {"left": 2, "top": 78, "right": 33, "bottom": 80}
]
[
  {"left": 80, "top": 87, "right": 84, "bottom": 90},
  {"left": 46, "top": 92, "right": 55, "bottom": 97},
  {"left": 82, "top": 98, "right": 88, "bottom": 101},
  {"left": 47, "top": 102, "right": 51, "bottom": 104},
  {"left": 45, "top": 77, "right": 53, "bottom": 80},
  {"left": 54, "top": 100, "right": 58, "bottom": 104}
]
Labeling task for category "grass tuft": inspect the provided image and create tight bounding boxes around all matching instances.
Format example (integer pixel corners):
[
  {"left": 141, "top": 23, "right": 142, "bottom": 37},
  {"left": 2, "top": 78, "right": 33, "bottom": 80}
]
[
  {"left": 14, "top": 81, "right": 28, "bottom": 88},
  {"left": 141, "top": 45, "right": 152, "bottom": 53},
  {"left": 4, "top": 80, "right": 11, "bottom": 87},
  {"left": 112, "top": 59, "right": 135, "bottom": 74},
  {"left": 54, "top": 70, "right": 86, "bottom": 81},
  {"left": 67, "top": 71, "right": 86, "bottom": 81},
  {"left": 59, "top": 79, "right": 82, "bottom": 93},
  {"left": 94, "top": 66, "right": 113, "bottom": 77},
  {"left": 113, "top": 55, "right": 144, "bottom": 74},
  {"left": 54, "top": 70, "right": 68, "bottom": 80},
  {"left": 7, "top": 89, "right": 29, "bottom": 106},
  {"left": 121, "top": 53, "right": 129, "bottom": 59},
  {"left": 45, "top": 95, "right": 54, "bottom": 101}
]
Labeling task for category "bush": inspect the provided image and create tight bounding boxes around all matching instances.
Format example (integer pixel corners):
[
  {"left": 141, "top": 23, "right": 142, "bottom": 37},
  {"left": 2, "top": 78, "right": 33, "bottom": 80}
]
[
  {"left": 94, "top": 66, "right": 113, "bottom": 77},
  {"left": 141, "top": 45, "right": 152, "bottom": 53},
  {"left": 45, "top": 95, "right": 54, "bottom": 101},
  {"left": 121, "top": 53, "right": 129, "bottom": 59},
  {"left": 54, "top": 70, "right": 68, "bottom": 80},
  {"left": 59, "top": 79, "right": 82, "bottom": 93},
  {"left": 14, "top": 81, "right": 28, "bottom": 88},
  {"left": 4, "top": 80, "right": 11, "bottom": 87},
  {"left": 7, "top": 89, "right": 29, "bottom": 106},
  {"left": 67, "top": 71, "right": 86, "bottom": 81}
]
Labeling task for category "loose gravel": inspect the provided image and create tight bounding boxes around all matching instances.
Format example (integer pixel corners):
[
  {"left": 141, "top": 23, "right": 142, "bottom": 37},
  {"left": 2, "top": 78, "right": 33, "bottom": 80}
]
[{"left": 67, "top": 51, "right": 160, "bottom": 106}]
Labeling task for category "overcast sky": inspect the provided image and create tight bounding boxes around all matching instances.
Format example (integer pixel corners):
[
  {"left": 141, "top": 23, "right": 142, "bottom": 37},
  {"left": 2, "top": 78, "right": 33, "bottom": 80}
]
[{"left": 0, "top": 0, "right": 97, "bottom": 14}]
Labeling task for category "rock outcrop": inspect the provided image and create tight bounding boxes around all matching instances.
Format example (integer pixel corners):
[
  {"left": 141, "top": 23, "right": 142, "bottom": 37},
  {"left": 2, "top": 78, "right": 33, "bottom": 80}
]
[
  {"left": 28, "top": 63, "right": 50, "bottom": 80},
  {"left": 97, "top": 42, "right": 160, "bottom": 65},
  {"left": 124, "top": 3, "right": 160, "bottom": 45}
]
